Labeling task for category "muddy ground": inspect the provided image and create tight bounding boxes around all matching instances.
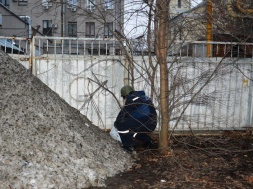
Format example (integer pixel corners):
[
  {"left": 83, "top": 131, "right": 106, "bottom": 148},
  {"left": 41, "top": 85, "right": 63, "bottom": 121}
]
[{"left": 91, "top": 131, "right": 253, "bottom": 189}]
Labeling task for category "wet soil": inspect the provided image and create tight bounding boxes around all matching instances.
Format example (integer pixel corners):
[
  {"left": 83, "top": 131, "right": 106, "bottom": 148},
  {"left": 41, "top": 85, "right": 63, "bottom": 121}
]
[{"left": 91, "top": 131, "right": 253, "bottom": 189}]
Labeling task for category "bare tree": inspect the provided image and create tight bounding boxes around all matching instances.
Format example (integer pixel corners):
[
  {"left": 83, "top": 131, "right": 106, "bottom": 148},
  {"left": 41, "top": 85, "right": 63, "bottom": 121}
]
[
  {"left": 25, "top": 0, "right": 253, "bottom": 155},
  {"left": 91, "top": 0, "right": 221, "bottom": 154}
]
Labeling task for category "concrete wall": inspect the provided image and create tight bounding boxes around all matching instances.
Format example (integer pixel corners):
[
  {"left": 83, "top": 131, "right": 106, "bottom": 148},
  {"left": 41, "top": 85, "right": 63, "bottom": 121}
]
[{"left": 12, "top": 53, "right": 253, "bottom": 132}]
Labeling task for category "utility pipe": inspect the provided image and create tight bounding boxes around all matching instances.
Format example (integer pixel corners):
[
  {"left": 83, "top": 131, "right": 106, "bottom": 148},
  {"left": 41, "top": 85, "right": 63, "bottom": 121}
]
[{"left": 19, "top": 16, "right": 32, "bottom": 39}]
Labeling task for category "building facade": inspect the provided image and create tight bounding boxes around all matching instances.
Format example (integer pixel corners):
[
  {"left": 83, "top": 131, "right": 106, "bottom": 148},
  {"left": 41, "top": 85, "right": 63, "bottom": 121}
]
[
  {"left": 0, "top": 3, "right": 45, "bottom": 54},
  {"left": 6, "top": 0, "right": 124, "bottom": 39},
  {"left": 0, "top": 0, "right": 193, "bottom": 55},
  {"left": 2, "top": 0, "right": 193, "bottom": 38},
  {"left": 0, "top": 3, "right": 30, "bottom": 37}
]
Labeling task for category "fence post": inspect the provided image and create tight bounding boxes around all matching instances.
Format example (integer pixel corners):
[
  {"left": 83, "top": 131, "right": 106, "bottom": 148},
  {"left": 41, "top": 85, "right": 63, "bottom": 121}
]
[{"left": 28, "top": 37, "right": 36, "bottom": 75}]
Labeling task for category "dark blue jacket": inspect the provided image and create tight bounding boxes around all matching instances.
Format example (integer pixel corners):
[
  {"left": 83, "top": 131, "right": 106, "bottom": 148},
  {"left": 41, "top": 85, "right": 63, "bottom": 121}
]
[{"left": 116, "top": 91, "right": 157, "bottom": 122}]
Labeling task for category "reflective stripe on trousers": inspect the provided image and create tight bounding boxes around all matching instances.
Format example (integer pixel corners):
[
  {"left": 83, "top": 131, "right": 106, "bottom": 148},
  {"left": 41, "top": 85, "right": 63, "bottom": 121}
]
[
  {"left": 118, "top": 130, "right": 138, "bottom": 137},
  {"left": 118, "top": 130, "right": 130, "bottom": 134}
]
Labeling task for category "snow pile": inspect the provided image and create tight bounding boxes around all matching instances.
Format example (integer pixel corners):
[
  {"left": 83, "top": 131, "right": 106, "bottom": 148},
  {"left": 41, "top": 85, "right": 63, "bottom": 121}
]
[{"left": 0, "top": 50, "right": 132, "bottom": 188}]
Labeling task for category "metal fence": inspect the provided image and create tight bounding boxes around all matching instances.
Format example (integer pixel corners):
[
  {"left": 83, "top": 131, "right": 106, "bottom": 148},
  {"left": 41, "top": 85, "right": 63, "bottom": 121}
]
[{"left": 2, "top": 36, "right": 253, "bottom": 131}]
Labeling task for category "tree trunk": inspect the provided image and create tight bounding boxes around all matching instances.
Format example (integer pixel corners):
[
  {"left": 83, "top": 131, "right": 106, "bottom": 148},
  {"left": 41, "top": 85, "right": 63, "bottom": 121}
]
[{"left": 155, "top": 0, "right": 170, "bottom": 155}]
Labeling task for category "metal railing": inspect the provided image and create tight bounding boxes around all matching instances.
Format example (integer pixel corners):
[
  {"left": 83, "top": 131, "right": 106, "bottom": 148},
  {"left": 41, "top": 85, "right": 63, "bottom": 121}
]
[
  {"left": 33, "top": 36, "right": 122, "bottom": 56},
  {"left": 2, "top": 36, "right": 253, "bottom": 59},
  {"left": 0, "top": 36, "right": 31, "bottom": 55}
]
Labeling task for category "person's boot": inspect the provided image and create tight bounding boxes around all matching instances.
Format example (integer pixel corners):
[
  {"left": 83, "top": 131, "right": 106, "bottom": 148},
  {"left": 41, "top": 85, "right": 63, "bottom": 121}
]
[
  {"left": 122, "top": 145, "right": 135, "bottom": 152},
  {"left": 142, "top": 139, "right": 155, "bottom": 148},
  {"left": 119, "top": 133, "right": 135, "bottom": 152}
]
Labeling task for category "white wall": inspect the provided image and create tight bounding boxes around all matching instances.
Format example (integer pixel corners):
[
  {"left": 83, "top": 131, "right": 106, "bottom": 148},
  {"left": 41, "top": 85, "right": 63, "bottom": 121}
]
[{"left": 13, "top": 53, "right": 253, "bottom": 131}]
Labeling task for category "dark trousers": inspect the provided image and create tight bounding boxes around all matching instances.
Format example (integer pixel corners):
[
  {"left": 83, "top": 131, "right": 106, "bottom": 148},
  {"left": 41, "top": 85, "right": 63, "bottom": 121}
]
[{"left": 115, "top": 116, "right": 156, "bottom": 147}]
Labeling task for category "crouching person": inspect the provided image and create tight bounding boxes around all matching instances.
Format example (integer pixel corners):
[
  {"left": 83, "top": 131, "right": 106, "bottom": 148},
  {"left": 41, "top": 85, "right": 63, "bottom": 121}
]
[{"left": 114, "top": 85, "right": 157, "bottom": 152}]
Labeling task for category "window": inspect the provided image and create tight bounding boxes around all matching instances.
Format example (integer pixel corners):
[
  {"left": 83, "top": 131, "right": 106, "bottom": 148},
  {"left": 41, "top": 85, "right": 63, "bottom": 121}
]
[
  {"left": 104, "top": 0, "right": 114, "bottom": 9},
  {"left": 42, "top": 0, "right": 52, "bottom": 6},
  {"left": 178, "top": 0, "right": 181, "bottom": 8},
  {"left": 68, "top": 0, "right": 77, "bottom": 7},
  {"left": 42, "top": 0, "right": 52, "bottom": 9},
  {"left": 43, "top": 20, "right": 52, "bottom": 36},
  {"left": 0, "top": 0, "right": 9, "bottom": 7},
  {"left": 68, "top": 22, "right": 77, "bottom": 37},
  {"left": 42, "top": 0, "right": 48, "bottom": 5},
  {"left": 104, "top": 22, "right": 113, "bottom": 38},
  {"left": 85, "top": 22, "right": 95, "bottom": 37},
  {"left": 86, "top": 0, "right": 95, "bottom": 10},
  {"left": 18, "top": 0, "right": 28, "bottom": 6}
]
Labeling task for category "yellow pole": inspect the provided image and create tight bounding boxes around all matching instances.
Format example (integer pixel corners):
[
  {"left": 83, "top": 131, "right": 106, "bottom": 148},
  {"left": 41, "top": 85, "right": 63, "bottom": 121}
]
[{"left": 206, "top": 0, "right": 212, "bottom": 57}]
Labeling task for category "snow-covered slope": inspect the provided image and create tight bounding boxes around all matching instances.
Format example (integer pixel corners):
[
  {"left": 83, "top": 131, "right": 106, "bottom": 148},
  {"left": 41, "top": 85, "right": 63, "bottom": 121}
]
[{"left": 0, "top": 50, "right": 132, "bottom": 188}]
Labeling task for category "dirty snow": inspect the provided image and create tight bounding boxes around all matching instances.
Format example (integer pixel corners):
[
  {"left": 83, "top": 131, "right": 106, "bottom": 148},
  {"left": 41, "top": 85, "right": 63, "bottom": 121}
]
[{"left": 0, "top": 50, "right": 133, "bottom": 188}]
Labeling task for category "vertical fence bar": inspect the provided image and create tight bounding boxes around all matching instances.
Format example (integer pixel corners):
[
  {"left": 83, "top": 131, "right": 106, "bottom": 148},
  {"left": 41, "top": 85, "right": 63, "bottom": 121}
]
[
  {"left": 11, "top": 38, "right": 14, "bottom": 54},
  {"left": 84, "top": 40, "right": 86, "bottom": 56},
  {"left": 37, "top": 38, "right": 41, "bottom": 77},
  {"left": 46, "top": 39, "right": 49, "bottom": 53},
  {"left": 62, "top": 39, "right": 64, "bottom": 54},
  {"left": 17, "top": 39, "right": 21, "bottom": 54},
  {"left": 4, "top": 39, "right": 6, "bottom": 52},
  {"left": 113, "top": 40, "right": 115, "bottom": 55},
  {"left": 69, "top": 40, "right": 72, "bottom": 55},
  {"left": 29, "top": 38, "right": 33, "bottom": 73},
  {"left": 32, "top": 37, "right": 36, "bottom": 74},
  {"left": 54, "top": 39, "right": 56, "bottom": 55},
  {"left": 99, "top": 40, "right": 100, "bottom": 56},
  {"left": 91, "top": 42, "right": 93, "bottom": 56},
  {"left": 106, "top": 42, "right": 108, "bottom": 56},
  {"left": 77, "top": 40, "right": 79, "bottom": 56}
]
